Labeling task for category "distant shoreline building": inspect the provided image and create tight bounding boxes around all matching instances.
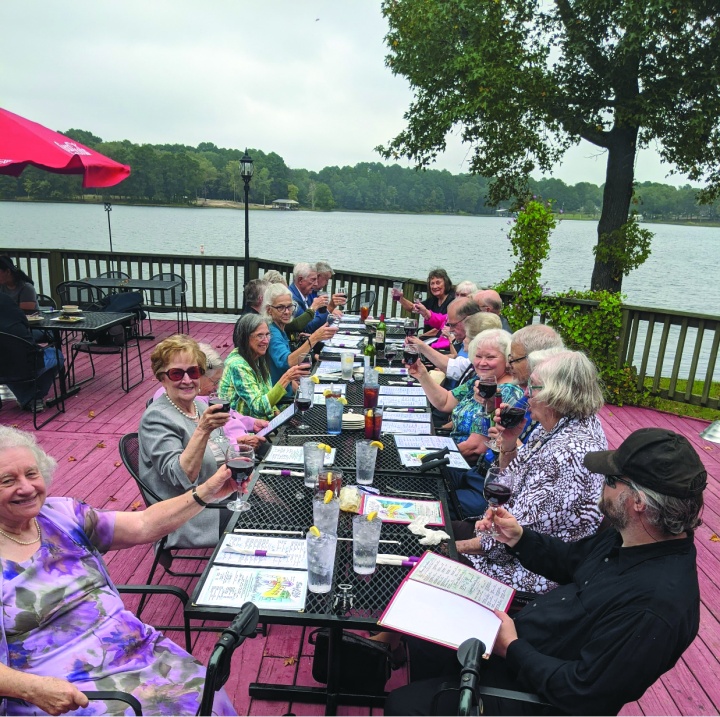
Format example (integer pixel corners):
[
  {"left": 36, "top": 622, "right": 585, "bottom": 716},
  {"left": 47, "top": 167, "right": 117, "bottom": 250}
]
[{"left": 272, "top": 199, "right": 299, "bottom": 210}]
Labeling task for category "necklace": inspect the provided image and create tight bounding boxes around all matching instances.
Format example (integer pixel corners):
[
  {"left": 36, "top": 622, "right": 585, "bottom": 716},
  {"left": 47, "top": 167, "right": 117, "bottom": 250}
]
[
  {"left": 0, "top": 518, "right": 41, "bottom": 545},
  {"left": 165, "top": 393, "right": 199, "bottom": 421}
]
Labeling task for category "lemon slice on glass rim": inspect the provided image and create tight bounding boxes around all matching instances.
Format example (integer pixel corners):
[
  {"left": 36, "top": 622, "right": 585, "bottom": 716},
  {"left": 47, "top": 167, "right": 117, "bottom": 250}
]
[
  {"left": 324, "top": 489, "right": 334, "bottom": 504},
  {"left": 309, "top": 525, "right": 321, "bottom": 537},
  {"left": 311, "top": 375, "right": 320, "bottom": 384},
  {"left": 366, "top": 511, "right": 378, "bottom": 521},
  {"left": 317, "top": 443, "right": 332, "bottom": 453},
  {"left": 369, "top": 440, "right": 384, "bottom": 450}
]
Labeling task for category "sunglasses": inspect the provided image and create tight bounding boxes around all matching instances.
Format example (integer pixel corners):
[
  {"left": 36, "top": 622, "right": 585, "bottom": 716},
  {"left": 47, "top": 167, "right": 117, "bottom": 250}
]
[
  {"left": 159, "top": 366, "right": 205, "bottom": 381},
  {"left": 508, "top": 354, "right": 528, "bottom": 365},
  {"left": 605, "top": 475, "right": 634, "bottom": 490}
]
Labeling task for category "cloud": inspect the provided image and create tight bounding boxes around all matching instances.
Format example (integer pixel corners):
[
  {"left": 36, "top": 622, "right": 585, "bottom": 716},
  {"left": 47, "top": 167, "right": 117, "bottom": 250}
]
[{"left": 0, "top": 0, "right": 692, "bottom": 186}]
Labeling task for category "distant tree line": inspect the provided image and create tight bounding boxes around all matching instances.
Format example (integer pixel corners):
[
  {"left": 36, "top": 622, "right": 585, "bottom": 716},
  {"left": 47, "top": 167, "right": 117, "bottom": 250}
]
[{"left": 1, "top": 129, "right": 718, "bottom": 221}]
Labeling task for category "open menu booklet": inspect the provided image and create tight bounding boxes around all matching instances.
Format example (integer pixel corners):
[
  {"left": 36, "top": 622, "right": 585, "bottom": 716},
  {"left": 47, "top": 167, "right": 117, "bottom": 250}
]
[{"left": 378, "top": 552, "right": 515, "bottom": 656}]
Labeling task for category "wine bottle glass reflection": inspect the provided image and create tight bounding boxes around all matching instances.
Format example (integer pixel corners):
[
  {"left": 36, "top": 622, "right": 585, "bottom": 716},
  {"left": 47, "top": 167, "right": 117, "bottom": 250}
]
[
  {"left": 225, "top": 444, "right": 255, "bottom": 512},
  {"left": 483, "top": 466, "right": 514, "bottom": 538}
]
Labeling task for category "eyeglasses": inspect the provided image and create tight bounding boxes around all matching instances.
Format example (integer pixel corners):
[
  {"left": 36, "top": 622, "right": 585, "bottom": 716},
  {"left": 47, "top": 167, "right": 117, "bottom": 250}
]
[
  {"left": 159, "top": 366, "right": 205, "bottom": 381},
  {"left": 508, "top": 354, "right": 528, "bottom": 365},
  {"left": 446, "top": 317, "right": 466, "bottom": 329},
  {"left": 605, "top": 475, "right": 634, "bottom": 490},
  {"left": 526, "top": 383, "right": 544, "bottom": 397},
  {"left": 270, "top": 302, "right": 297, "bottom": 313},
  {"left": 252, "top": 332, "right": 271, "bottom": 341}
]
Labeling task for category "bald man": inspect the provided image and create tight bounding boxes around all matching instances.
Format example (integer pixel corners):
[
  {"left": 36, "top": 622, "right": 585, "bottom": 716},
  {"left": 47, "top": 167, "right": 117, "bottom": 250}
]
[{"left": 474, "top": 289, "right": 511, "bottom": 332}]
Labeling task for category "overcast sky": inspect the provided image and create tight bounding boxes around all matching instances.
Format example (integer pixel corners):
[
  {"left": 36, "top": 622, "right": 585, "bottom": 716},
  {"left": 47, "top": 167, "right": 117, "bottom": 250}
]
[{"left": 0, "top": 0, "right": 690, "bottom": 187}]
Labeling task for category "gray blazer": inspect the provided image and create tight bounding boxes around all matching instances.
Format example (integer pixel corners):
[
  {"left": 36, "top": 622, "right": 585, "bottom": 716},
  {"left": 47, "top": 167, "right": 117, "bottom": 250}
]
[{"left": 138, "top": 397, "right": 224, "bottom": 549}]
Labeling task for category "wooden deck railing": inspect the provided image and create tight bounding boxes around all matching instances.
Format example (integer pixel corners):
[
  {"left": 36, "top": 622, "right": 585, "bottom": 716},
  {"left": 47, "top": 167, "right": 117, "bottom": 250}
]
[{"left": 6, "top": 248, "right": 719, "bottom": 408}]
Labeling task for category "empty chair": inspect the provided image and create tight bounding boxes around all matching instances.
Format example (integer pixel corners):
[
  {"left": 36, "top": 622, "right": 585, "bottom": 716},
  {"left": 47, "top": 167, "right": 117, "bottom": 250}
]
[
  {"left": 36, "top": 293, "right": 56, "bottom": 310},
  {"left": 56, "top": 280, "right": 106, "bottom": 311},
  {"left": 97, "top": 270, "right": 129, "bottom": 279},
  {"left": 143, "top": 272, "right": 189, "bottom": 334},
  {"left": 346, "top": 289, "right": 377, "bottom": 314}
]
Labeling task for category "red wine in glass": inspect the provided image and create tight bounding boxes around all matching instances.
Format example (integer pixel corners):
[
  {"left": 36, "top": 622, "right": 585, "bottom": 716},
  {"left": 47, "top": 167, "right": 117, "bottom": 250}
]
[
  {"left": 476, "top": 381, "right": 497, "bottom": 400},
  {"left": 483, "top": 482, "right": 513, "bottom": 505},
  {"left": 208, "top": 397, "right": 231, "bottom": 413},
  {"left": 499, "top": 406, "right": 526, "bottom": 429},
  {"left": 227, "top": 457, "right": 254, "bottom": 482},
  {"left": 295, "top": 397, "right": 312, "bottom": 412},
  {"left": 384, "top": 347, "right": 397, "bottom": 367},
  {"left": 403, "top": 349, "right": 418, "bottom": 365}
]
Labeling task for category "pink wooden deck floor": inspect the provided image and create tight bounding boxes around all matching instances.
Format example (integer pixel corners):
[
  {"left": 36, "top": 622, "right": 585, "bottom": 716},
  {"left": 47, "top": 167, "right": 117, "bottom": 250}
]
[{"left": 1, "top": 318, "right": 719, "bottom": 716}]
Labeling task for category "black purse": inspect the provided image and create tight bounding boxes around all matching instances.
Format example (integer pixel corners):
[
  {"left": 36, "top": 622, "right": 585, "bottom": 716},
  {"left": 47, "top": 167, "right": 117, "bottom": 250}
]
[{"left": 308, "top": 628, "right": 392, "bottom": 694}]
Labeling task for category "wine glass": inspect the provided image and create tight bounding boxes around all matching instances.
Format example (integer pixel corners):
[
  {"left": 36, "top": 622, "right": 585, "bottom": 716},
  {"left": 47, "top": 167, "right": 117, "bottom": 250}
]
[
  {"left": 207, "top": 390, "right": 232, "bottom": 445},
  {"left": 326, "top": 313, "right": 339, "bottom": 329},
  {"left": 412, "top": 291, "right": 423, "bottom": 312},
  {"left": 384, "top": 343, "right": 397, "bottom": 369},
  {"left": 483, "top": 466, "right": 514, "bottom": 538},
  {"left": 225, "top": 444, "right": 255, "bottom": 512},
  {"left": 297, "top": 351, "right": 313, "bottom": 374},
  {"left": 338, "top": 286, "right": 348, "bottom": 307},
  {"left": 403, "top": 317, "right": 418, "bottom": 339},
  {"left": 402, "top": 344, "right": 419, "bottom": 383},
  {"left": 294, "top": 379, "right": 313, "bottom": 430},
  {"left": 488, "top": 394, "right": 528, "bottom": 451}
]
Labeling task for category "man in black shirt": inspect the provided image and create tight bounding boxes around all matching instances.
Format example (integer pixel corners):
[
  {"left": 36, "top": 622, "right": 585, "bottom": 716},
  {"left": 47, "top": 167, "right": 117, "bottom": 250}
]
[{"left": 384, "top": 428, "right": 706, "bottom": 716}]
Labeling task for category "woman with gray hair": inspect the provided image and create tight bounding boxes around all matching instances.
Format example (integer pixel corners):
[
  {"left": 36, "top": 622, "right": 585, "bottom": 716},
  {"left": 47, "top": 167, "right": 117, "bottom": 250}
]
[
  {"left": 456, "top": 350, "right": 607, "bottom": 594},
  {"left": 264, "top": 283, "right": 336, "bottom": 387},
  {"left": 408, "top": 329, "right": 523, "bottom": 458},
  {"left": 0, "top": 426, "right": 237, "bottom": 715},
  {"left": 219, "top": 313, "right": 308, "bottom": 419}
]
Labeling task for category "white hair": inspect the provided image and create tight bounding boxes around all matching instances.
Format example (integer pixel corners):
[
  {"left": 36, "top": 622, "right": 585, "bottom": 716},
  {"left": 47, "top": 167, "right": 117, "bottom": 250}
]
[
  {"left": 467, "top": 328, "right": 512, "bottom": 362},
  {"left": 262, "top": 283, "right": 293, "bottom": 314},
  {"left": 293, "top": 262, "right": 315, "bottom": 281},
  {"left": 0, "top": 426, "right": 56, "bottom": 486},
  {"left": 455, "top": 280, "right": 479, "bottom": 297},
  {"left": 197, "top": 342, "right": 225, "bottom": 371}
]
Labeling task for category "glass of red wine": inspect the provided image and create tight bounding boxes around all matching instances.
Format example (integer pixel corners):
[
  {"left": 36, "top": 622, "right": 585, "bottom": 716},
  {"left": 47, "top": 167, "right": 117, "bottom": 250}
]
[
  {"left": 225, "top": 444, "right": 255, "bottom": 512},
  {"left": 384, "top": 343, "right": 397, "bottom": 369},
  {"left": 298, "top": 351, "right": 313, "bottom": 373},
  {"left": 483, "top": 466, "right": 514, "bottom": 538},
  {"left": 294, "top": 380, "right": 313, "bottom": 429},
  {"left": 403, "top": 317, "right": 418, "bottom": 338},
  {"left": 488, "top": 394, "right": 527, "bottom": 451},
  {"left": 208, "top": 390, "right": 232, "bottom": 445}
]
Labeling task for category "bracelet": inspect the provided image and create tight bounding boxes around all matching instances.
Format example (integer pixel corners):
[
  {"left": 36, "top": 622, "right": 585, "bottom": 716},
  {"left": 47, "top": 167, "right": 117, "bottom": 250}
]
[
  {"left": 499, "top": 446, "right": 518, "bottom": 455},
  {"left": 190, "top": 486, "right": 208, "bottom": 507}
]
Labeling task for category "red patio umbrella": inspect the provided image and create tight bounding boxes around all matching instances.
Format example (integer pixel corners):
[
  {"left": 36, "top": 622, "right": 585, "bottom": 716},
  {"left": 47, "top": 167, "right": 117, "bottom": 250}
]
[{"left": 0, "top": 107, "right": 130, "bottom": 188}]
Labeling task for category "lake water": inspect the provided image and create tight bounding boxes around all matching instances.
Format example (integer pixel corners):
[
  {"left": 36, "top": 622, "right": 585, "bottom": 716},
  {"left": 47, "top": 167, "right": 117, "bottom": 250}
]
[{"left": 1, "top": 200, "right": 717, "bottom": 314}]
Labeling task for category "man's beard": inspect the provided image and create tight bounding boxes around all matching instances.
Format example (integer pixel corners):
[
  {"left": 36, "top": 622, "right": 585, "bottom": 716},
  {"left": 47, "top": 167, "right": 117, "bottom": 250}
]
[{"left": 599, "top": 490, "right": 632, "bottom": 531}]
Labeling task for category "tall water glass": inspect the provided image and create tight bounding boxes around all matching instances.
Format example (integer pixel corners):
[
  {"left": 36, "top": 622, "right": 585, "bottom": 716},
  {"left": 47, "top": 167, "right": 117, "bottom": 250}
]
[
  {"left": 355, "top": 440, "right": 379, "bottom": 485},
  {"left": 340, "top": 351, "right": 355, "bottom": 380},
  {"left": 352, "top": 515, "right": 383, "bottom": 575},
  {"left": 363, "top": 369, "right": 379, "bottom": 409},
  {"left": 306, "top": 532, "right": 337, "bottom": 594},
  {"left": 303, "top": 441, "right": 326, "bottom": 489},
  {"left": 312, "top": 494, "right": 340, "bottom": 535},
  {"left": 326, "top": 397, "right": 343, "bottom": 435}
]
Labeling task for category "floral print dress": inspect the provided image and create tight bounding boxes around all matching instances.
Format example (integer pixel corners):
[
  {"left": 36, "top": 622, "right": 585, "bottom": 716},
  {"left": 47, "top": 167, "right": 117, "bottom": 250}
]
[
  {"left": 0, "top": 497, "right": 235, "bottom": 716},
  {"left": 450, "top": 381, "right": 524, "bottom": 443}
]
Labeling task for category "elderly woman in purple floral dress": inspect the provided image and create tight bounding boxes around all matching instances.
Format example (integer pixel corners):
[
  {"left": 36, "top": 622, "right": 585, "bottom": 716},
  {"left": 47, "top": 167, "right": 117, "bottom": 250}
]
[{"left": 0, "top": 426, "right": 238, "bottom": 716}]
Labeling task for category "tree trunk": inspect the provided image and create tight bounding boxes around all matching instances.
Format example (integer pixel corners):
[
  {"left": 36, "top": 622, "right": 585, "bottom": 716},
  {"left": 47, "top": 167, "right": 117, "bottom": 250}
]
[{"left": 590, "top": 126, "right": 639, "bottom": 292}]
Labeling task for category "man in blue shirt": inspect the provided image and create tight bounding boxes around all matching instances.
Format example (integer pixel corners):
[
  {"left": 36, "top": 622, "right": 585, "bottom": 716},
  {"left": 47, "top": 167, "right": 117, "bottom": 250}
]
[{"left": 289, "top": 262, "right": 344, "bottom": 332}]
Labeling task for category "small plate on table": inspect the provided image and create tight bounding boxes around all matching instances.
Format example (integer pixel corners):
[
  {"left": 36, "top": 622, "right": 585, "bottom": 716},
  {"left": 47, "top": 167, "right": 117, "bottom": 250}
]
[
  {"left": 342, "top": 413, "right": 365, "bottom": 430},
  {"left": 27, "top": 315, "right": 44, "bottom": 323},
  {"left": 52, "top": 315, "right": 85, "bottom": 323}
]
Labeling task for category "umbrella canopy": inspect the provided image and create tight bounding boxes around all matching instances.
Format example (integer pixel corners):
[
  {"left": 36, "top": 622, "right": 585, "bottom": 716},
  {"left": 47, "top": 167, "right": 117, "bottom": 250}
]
[{"left": 0, "top": 107, "right": 130, "bottom": 188}]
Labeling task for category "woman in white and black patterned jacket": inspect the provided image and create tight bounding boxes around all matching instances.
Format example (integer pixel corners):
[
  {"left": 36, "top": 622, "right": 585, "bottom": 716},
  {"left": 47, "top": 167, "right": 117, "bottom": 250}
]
[{"left": 455, "top": 350, "right": 607, "bottom": 595}]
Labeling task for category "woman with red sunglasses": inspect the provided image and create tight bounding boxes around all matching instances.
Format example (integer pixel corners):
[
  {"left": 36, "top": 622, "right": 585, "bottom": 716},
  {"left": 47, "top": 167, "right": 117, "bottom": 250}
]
[{"left": 138, "top": 335, "right": 240, "bottom": 548}]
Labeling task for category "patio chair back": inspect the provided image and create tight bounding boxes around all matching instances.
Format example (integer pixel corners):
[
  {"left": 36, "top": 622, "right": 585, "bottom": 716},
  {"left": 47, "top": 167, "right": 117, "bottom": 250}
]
[
  {"left": 346, "top": 290, "right": 376, "bottom": 314},
  {"left": 56, "top": 281, "right": 106, "bottom": 311}
]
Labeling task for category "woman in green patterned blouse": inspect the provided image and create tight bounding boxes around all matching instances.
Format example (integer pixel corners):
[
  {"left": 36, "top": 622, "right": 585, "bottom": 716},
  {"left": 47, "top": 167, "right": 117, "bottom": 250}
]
[{"left": 219, "top": 313, "right": 307, "bottom": 419}]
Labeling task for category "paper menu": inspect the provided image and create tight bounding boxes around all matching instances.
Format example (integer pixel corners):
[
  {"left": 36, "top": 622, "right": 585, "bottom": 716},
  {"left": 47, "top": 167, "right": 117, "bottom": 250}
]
[
  {"left": 394, "top": 435, "right": 459, "bottom": 450},
  {"left": 377, "top": 395, "right": 427, "bottom": 407},
  {"left": 398, "top": 448, "right": 470, "bottom": 470},
  {"left": 324, "top": 336, "right": 364, "bottom": 348},
  {"left": 380, "top": 411, "right": 431, "bottom": 423},
  {"left": 378, "top": 553, "right": 515, "bottom": 654},
  {"left": 359, "top": 494, "right": 444, "bottom": 526},
  {"left": 196, "top": 565, "right": 307, "bottom": 611},
  {"left": 257, "top": 403, "right": 295, "bottom": 437},
  {"left": 378, "top": 386, "right": 426, "bottom": 396},
  {"left": 316, "top": 360, "right": 361, "bottom": 374},
  {"left": 375, "top": 367, "right": 409, "bottom": 375},
  {"left": 215, "top": 534, "right": 307, "bottom": 569},
  {"left": 313, "top": 384, "right": 346, "bottom": 395},
  {"left": 381, "top": 421, "right": 432, "bottom": 435},
  {"left": 266, "top": 445, "right": 336, "bottom": 466}
]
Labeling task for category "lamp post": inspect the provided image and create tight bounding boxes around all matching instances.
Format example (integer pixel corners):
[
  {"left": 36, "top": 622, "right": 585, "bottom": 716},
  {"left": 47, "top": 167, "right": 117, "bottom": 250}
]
[
  {"left": 104, "top": 202, "right": 115, "bottom": 272},
  {"left": 240, "top": 150, "right": 254, "bottom": 292}
]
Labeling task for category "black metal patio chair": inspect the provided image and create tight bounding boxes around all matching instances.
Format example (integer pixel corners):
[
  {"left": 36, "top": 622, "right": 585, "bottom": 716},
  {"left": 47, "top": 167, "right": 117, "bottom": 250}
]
[
  {"left": 345, "top": 289, "right": 376, "bottom": 314},
  {"left": 0, "top": 332, "right": 64, "bottom": 429},
  {"left": 143, "top": 272, "right": 189, "bottom": 334}
]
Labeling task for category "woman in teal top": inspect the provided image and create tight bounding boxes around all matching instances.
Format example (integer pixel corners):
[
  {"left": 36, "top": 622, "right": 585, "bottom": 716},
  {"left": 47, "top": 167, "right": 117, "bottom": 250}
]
[
  {"left": 263, "top": 283, "right": 336, "bottom": 386},
  {"left": 408, "top": 329, "right": 522, "bottom": 461},
  {"left": 219, "top": 314, "right": 308, "bottom": 419}
]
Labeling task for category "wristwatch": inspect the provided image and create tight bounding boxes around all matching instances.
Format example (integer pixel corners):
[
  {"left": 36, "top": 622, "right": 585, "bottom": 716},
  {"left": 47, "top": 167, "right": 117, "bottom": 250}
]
[{"left": 191, "top": 486, "right": 208, "bottom": 507}]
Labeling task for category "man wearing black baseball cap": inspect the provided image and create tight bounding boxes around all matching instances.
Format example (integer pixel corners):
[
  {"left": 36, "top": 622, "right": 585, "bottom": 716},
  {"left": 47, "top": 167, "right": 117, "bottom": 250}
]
[{"left": 385, "top": 428, "right": 706, "bottom": 716}]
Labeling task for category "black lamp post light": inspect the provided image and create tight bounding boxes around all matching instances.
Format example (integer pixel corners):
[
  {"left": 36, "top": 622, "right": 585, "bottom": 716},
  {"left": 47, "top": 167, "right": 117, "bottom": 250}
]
[
  {"left": 104, "top": 202, "right": 117, "bottom": 272},
  {"left": 240, "top": 150, "right": 254, "bottom": 288}
]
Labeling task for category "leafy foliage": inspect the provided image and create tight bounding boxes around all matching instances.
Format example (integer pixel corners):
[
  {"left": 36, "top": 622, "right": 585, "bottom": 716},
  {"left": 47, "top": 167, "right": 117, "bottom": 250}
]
[
  {"left": 378, "top": 0, "right": 720, "bottom": 291},
  {"left": 497, "top": 200, "right": 557, "bottom": 330}
]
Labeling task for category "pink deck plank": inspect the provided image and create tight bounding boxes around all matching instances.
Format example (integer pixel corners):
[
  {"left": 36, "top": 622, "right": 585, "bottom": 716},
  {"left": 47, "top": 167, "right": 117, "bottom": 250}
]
[{"left": 2, "top": 318, "right": 720, "bottom": 715}]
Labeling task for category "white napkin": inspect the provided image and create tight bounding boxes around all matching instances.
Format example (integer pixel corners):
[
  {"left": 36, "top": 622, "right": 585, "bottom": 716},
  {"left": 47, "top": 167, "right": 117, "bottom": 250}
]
[{"left": 408, "top": 516, "right": 451, "bottom": 545}]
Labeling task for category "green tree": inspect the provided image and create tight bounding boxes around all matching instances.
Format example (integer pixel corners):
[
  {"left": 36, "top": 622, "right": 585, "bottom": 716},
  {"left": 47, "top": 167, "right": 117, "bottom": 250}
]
[
  {"left": 287, "top": 184, "right": 299, "bottom": 202},
  {"left": 254, "top": 167, "right": 273, "bottom": 205},
  {"left": 378, "top": 0, "right": 720, "bottom": 292},
  {"left": 314, "top": 182, "right": 335, "bottom": 210}
]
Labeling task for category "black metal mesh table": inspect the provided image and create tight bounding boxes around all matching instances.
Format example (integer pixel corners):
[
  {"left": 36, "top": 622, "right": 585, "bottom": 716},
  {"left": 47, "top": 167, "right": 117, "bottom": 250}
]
[{"left": 186, "top": 462, "right": 456, "bottom": 713}]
